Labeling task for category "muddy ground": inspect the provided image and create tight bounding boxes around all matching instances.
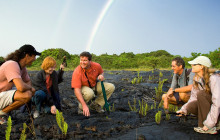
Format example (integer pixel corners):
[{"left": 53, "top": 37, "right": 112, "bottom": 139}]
[{"left": 0, "top": 70, "right": 219, "bottom": 140}]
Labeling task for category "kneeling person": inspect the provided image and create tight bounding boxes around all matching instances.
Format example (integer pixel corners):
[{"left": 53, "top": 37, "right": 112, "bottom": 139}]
[
  {"left": 31, "top": 56, "right": 64, "bottom": 118},
  {"left": 162, "top": 57, "right": 194, "bottom": 111},
  {"left": 0, "top": 45, "right": 40, "bottom": 124},
  {"left": 71, "top": 51, "right": 115, "bottom": 117}
]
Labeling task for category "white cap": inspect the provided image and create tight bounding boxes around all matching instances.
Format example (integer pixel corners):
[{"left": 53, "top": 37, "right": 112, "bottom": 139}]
[{"left": 188, "top": 56, "right": 212, "bottom": 67}]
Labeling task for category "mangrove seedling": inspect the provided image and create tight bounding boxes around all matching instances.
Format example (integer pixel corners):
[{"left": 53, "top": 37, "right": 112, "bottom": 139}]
[
  {"left": 155, "top": 72, "right": 167, "bottom": 101},
  {"left": 138, "top": 99, "right": 148, "bottom": 116},
  {"left": 20, "top": 123, "right": 27, "bottom": 140},
  {"left": 155, "top": 111, "right": 162, "bottom": 124},
  {"left": 165, "top": 114, "right": 170, "bottom": 121},
  {"left": 5, "top": 116, "right": 12, "bottom": 140},
  {"left": 56, "top": 110, "right": 68, "bottom": 138},
  {"left": 128, "top": 98, "right": 138, "bottom": 112},
  {"left": 109, "top": 103, "right": 115, "bottom": 112}
]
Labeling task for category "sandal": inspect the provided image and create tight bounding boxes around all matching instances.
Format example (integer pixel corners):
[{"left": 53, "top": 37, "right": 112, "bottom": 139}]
[{"left": 194, "top": 127, "right": 218, "bottom": 134}]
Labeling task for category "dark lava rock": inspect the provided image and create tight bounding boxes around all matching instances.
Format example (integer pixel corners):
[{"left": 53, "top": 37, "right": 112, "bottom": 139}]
[{"left": 0, "top": 70, "right": 219, "bottom": 140}]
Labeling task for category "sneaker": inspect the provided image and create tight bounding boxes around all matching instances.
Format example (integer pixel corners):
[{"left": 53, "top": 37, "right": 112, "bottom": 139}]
[
  {"left": 33, "top": 110, "right": 40, "bottom": 119},
  {"left": 194, "top": 127, "right": 218, "bottom": 134},
  {"left": 0, "top": 116, "right": 6, "bottom": 125},
  {"left": 78, "top": 108, "right": 83, "bottom": 115},
  {"left": 90, "top": 102, "right": 104, "bottom": 113}
]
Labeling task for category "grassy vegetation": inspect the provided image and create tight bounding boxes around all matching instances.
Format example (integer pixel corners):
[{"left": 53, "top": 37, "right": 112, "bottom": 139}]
[{"left": 15, "top": 47, "right": 219, "bottom": 71}]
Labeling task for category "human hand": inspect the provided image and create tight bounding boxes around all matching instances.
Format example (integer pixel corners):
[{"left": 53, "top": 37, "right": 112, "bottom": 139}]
[
  {"left": 60, "top": 64, "right": 65, "bottom": 70},
  {"left": 83, "top": 105, "right": 90, "bottom": 117},
  {"left": 51, "top": 105, "right": 57, "bottom": 114},
  {"left": 31, "top": 87, "right": 36, "bottom": 96},
  {"left": 176, "top": 110, "right": 186, "bottom": 117},
  {"left": 167, "top": 88, "right": 174, "bottom": 98},
  {"left": 98, "top": 74, "right": 104, "bottom": 81}
]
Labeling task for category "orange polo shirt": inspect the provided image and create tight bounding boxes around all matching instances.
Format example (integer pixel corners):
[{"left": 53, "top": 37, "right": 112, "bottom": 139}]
[{"left": 71, "top": 62, "right": 103, "bottom": 89}]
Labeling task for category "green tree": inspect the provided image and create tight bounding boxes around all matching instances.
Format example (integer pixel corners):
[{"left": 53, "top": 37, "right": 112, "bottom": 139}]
[{"left": 208, "top": 47, "right": 220, "bottom": 68}]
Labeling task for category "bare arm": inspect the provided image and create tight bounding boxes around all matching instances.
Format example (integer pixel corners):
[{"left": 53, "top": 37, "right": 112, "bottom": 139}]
[
  {"left": 174, "top": 84, "right": 193, "bottom": 93},
  {"left": 13, "top": 78, "right": 32, "bottom": 92},
  {"left": 74, "top": 88, "right": 90, "bottom": 116},
  {"left": 25, "top": 80, "right": 36, "bottom": 95}
]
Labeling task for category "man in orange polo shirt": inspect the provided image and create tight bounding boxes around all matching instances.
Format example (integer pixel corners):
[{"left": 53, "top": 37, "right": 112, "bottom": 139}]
[{"left": 71, "top": 51, "right": 115, "bottom": 116}]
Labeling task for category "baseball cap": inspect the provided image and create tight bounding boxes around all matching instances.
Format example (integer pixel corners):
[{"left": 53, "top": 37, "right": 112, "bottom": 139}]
[
  {"left": 188, "top": 56, "right": 211, "bottom": 67},
  {"left": 19, "top": 44, "right": 41, "bottom": 56}
]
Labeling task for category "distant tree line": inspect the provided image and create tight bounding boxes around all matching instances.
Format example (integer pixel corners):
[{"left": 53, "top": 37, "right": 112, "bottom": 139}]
[{"left": 0, "top": 48, "right": 219, "bottom": 70}]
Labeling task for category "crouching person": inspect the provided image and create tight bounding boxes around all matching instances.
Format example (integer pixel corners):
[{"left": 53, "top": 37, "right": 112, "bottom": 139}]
[
  {"left": 162, "top": 57, "right": 194, "bottom": 112},
  {"left": 0, "top": 44, "right": 40, "bottom": 124},
  {"left": 71, "top": 51, "right": 115, "bottom": 117},
  {"left": 31, "top": 56, "right": 64, "bottom": 118},
  {"left": 177, "top": 56, "right": 220, "bottom": 134}
]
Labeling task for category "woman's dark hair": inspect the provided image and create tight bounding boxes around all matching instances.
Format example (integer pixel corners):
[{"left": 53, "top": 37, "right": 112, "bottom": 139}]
[
  {"left": 80, "top": 51, "right": 92, "bottom": 61},
  {"left": 172, "top": 57, "right": 185, "bottom": 68}
]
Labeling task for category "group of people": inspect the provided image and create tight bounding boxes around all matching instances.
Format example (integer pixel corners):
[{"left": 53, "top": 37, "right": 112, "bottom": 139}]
[
  {"left": 0, "top": 44, "right": 219, "bottom": 135},
  {"left": 162, "top": 56, "right": 220, "bottom": 134},
  {"left": 0, "top": 45, "right": 115, "bottom": 123}
]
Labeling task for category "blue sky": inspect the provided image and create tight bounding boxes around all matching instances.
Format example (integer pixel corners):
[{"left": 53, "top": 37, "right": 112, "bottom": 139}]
[{"left": 0, "top": 0, "right": 220, "bottom": 57}]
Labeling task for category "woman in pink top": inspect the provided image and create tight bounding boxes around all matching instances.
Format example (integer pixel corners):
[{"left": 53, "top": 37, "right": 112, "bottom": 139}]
[{"left": 177, "top": 56, "right": 220, "bottom": 134}]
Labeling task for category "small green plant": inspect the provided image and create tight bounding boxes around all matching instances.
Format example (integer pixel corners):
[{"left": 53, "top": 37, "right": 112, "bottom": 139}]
[
  {"left": 154, "top": 100, "right": 157, "bottom": 109},
  {"left": 109, "top": 103, "right": 115, "bottom": 112},
  {"left": 131, "top": 77, "right": 137, "bottom": 84},
  {"left": 165, "top": 114, "right": 170, "bottom": 121},
  {"left": 155, "top": 111, "right": 162, "bottom": 124},
  {"left": 56, "top": 110, "right": 68, "bottom": 138},
  {"left": 5, "top": 116, "right": 12, "bottom": 140},
  {"left": 128, "top": 98, "right": 138, "bottom": 112},
  {"left": 131, "top": 71, "right": 143, "bottom": 84},
  {"left": 138, "top": 99, "right": 148, "bottom": 116},
  {"left": 155, "top": 72, "right": 167, "bottom": 101},
  {"left": 128, "top": 98, "right": 149, "bottom": 116},
  {"left": 149, "top": 75, "right": 153, "bottom": 80},
  {"left": 20, "top": 123, "right": 27, "bottom": 140},
  {"left": 174, "top": 106, "right": 179, "bottom": 112},
  {"left": 158, "top": 100, "right": 163, "bottom": 109},
  {"left": 168, "top": 104, "right": 178, "bottom": 112},
  {"left": 149, "top": 70, "right": 154, "bottom": 80},
  {"left": 150, "top": 104, "right": 154, "bottom": 110}
]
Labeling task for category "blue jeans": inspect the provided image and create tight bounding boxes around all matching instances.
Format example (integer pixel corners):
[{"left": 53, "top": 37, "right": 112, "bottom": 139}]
[{"left": 32, "top": 90, "right": 50, "bottom": 113}]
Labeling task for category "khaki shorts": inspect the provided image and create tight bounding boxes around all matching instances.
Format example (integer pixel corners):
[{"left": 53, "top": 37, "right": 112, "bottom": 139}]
[{"left": 0, "top": 90, "right": 16, "bottom": 110}]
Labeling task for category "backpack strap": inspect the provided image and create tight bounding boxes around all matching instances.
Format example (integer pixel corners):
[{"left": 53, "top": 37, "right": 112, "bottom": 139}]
[{"left": 185, "top": 68, "right": 192, "bottom": 86}]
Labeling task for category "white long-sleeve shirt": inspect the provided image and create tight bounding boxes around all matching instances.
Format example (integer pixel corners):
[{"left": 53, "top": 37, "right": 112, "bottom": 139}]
[{"left": 180, "top": 74, "right": 220, "bottom": 128}]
